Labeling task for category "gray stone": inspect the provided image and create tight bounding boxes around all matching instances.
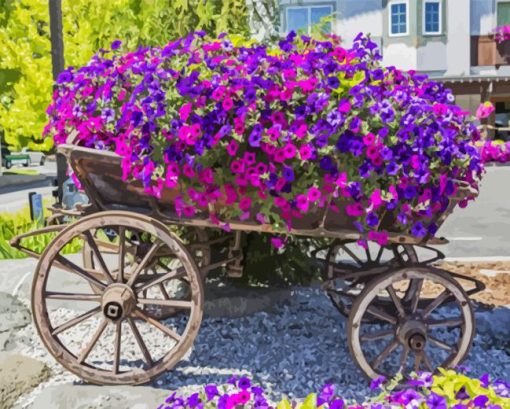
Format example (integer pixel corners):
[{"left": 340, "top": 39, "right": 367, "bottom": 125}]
[
  {"left": 0, "top": 330, "right": 16, "bottom": 351},
  {"left": 0, "top": 292, "right": 31, "bottom": 333},
  {"left": 203, "top": 282, "right": 291, "bottom": 318},
  {"left": 476, "top": 306, "right": 510, "bottom": 338},
  {"left": 0, "top": 353, "right": 50, "bottom": 409},
  {"left": 24, "top": 384, "right": 170, "bottom": 409}
]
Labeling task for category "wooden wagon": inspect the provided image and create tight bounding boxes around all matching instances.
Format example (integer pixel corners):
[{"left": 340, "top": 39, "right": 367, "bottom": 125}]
[{"left": 10, "top": 144, "right": 485, "bottom": 384}]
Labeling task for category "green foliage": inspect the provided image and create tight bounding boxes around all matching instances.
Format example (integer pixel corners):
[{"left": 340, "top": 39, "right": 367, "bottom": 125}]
[
  {"left": 229, "top": 233, "right": 325, "bottom": 287},
  {"left": 0, "top": 204, "right": 81, "bottom": 259},
  {"left": 0, "top": 0, "right": 249, "bottom": 151},
  {"left": 431, "top": 368, "right": 509, "bottom": 408}
]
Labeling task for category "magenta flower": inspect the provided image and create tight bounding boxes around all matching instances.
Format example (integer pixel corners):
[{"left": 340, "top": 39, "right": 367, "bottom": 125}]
[{"left": 476, "top": 102, "right": 495, "bottom": 119}]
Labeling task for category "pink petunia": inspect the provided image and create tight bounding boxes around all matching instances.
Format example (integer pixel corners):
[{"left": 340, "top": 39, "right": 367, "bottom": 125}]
[
  {"left": 239, "top": 196, "right": 252, "bottom": 211},
  {"left": 183, "top": 205, "right": 196, "bottom": 218},
  {"left": 222, "top": 97, "right": 234, "bottom": 111},
  {"left": 296, "top": 194, "right": 309, "bottom": 212},
  {"left": 299, "top": 145, "right": 313, "bottom": 160},
  {"left": 368, "top": 231, "right": 389, "bottom": 246},
  {"left": 118, "top": 89, "right": 126, "bottom": 101},
  {"left": 199, "top": 168, "right": 214, "bottom": 184},
  {"left": 369, "top": 189, "right": 384, "bottom": 210},
  {"left": 295, "top": 123, "right": 308, "bottom": 139},
  {"left": 226, "top": 140, "right": 238, "bottom": 156},
  {"left": 363, "top": 133, "right": 376, "bottom": 146},
  {"left": 283, "top": 143, "right": 297, "bottom": 159},
  {"left": 230, "top": 160, "right": 244, "bottom": 174},
  {"left": 335, "top": 172, "right": 348, "bottom": 188},
  {"left": 476, "top": 101, "right": 495, "bottom": 119},
  {"left": 271, "top": 237, "right": 284, "bottom": 249},
  {"left": 179, "top": 102, "right": 193, "bottom": 121},
  {"left": 307, "top": 187, "right": 321, "bottom": 202},
  {"left": 345, "top": 203, "right": 364, "bottom": 217},
  {"left": 190, "top": 123, "right": 202, "bottom": 138},
  {"left": 183, "top": 163, "right": 195, "bottom": 178},
  {"left": 338, "top": 99, "right": 351, "bottom": 113}
]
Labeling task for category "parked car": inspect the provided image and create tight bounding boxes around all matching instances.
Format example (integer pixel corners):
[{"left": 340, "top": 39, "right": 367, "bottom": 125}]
[
  {"left": 1, "top": 147, "right": 31, "bottom": 169},
  {"left": 13, "top": 147, "right": 46, "bottom": 166}
]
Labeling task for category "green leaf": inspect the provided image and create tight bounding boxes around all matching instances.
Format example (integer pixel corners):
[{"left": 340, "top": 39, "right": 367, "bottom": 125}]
[{"left": 277, "top": 398, "right": 292, "bottom": 409}]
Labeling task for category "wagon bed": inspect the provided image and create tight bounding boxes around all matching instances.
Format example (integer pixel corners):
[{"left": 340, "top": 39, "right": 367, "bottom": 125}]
[{"left": 59, "top": 144, "right": 468, "bottom": 245}]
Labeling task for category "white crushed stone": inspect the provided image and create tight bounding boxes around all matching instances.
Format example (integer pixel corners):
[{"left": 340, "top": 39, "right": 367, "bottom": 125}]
[{"left": 12, "top": 287, "right": 510, "bottom": 407}]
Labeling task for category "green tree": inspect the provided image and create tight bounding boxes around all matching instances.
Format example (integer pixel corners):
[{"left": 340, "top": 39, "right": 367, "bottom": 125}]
[{"left": 0, "top": 0, "right": 249, "bottom": 151}]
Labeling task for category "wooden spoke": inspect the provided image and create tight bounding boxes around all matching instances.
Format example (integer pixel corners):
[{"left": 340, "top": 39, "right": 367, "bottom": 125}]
[
  {"left": 428, "top": 335, "right": 454, "bottom": 351},
  {"left": 127, "top": 242, "right": 163, "bottom": 287},
  {"left": 118, "top": 226, "right": 126, "bottom": 283},
  {"left": 127, "top": 318, "right": 153, "bottom": 367},
  {"left": 426, "top": 317, "right": 463, "bottom": 329},
  {"left": 371, "top": 339, "right": 399, "bottom": 369},
  {"left": 386, "top": 284, "right": 406, "bottom": 318},
  {"left": 137, "top": 299, "right": 192, "bottom": 309},
  {"left": 408, "top": 278, "right": 424, "bottom": 313},
  {"left": 366, "top": 305, "right": 398, "bottom": 325},
  {"left": 422, "top": 290, "right": 450, "bottom": 318},
  {"left": 133, "top": 309, "right": 182, "bottom": 342},
  {"left": 365, "top": 246, "right": 372, "bottom": 262},
  {"left": 77, "top": 319, "right": 108, "bottom": 364},
  {"left": 413, "top": 353, "right": 423, "bottom": 372},
  {"left": 51, "top": 307, "right": 101, "bottom": 336},
  {"left": 45, "top": 292, "right": 102, "bottom": 302},
  {"left": 340, "top": 245, "right": 364, "bottom": 266},
  {"left": 135, "top": 267, "right": 186, "bottom": 294},
  {"left": 83, "top": 231, "right": 115, "bottom": 283},
  {"left": 422, "top": 352, "right": 434, "bottom": 372},
  {"left": 374, "top": 246, "right": 384, "bottom": 264},
  {"left": 360, "top": 329, "right": 394, "bottom": 342},
  {"left": 398, "top": 346, "right": 409, "bottom": 374},
  {"left": 113, "top": 321, "right": 121, "bottom": 374},
  {"left": 54, "top": 254, "right": 106, "bottom": 290},
  {"left": 158, "top": 284, "right": 171, "bottom": 300}
]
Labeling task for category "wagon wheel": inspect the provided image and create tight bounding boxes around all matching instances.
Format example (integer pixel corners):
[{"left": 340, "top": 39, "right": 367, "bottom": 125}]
[
  {"left": 83, "top": 226, "right": 210, "bottom": 320},
  {"left": 323, "top": 240, "right": 418, "bottom": 317},
  {"left": 32, "top": 211, "right": 203, "bottom": 385},
  {"left": 347, "top": 267, "right": 475, "bottom": 379}
]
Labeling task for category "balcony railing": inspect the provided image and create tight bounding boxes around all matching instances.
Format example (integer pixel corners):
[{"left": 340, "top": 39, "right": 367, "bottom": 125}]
[{"left": 471, "top": 35, "right": 510, "bottom": 67}]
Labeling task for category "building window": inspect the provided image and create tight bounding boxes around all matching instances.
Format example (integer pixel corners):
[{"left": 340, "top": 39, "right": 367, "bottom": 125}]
[
  {"left": 424, "top": 0, "right": 441, "bottom": 34},
  {"left": 497, "top": 1, "right": 510, "bottom": 26},
  {"left": 286, "top": 5, "right": 333, "bottom": 34},
  {"left": 390, "top": 2, "right": 408, "bottom": 36}
]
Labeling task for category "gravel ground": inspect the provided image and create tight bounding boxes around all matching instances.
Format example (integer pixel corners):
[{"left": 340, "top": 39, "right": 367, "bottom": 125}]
[{"left": 12, "top": 286, "right": 510, "bottom": 407}]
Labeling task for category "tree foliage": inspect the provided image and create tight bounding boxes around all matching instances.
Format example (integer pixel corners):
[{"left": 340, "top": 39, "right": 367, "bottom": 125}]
[{"left": 0, "top": 0, "right": 249, "bottom": 151}]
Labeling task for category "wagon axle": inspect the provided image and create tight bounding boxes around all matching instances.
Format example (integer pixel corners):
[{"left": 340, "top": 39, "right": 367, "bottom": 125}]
[{"left": 102, "top": 284, "right": 136, "bottom": 321}]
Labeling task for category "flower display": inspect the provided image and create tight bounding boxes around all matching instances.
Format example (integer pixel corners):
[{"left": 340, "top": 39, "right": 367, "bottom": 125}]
[
  {"left": 44, "top": 32, "right": 483, "bottom": 245},
  {"left": 493, "top": 26, "right": 510, "bottom": 44},
  {"left": 476, "top": 102, "right": 495, "bottom": 120},
  {"left": 477, "top": 140, "right": 510, "bottom": 163},
  {"left": 156, "top": 370, "right": 510, "bottom": 409}
]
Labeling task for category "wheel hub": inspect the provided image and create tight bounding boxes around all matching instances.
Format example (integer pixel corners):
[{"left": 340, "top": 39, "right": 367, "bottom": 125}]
[
  {"left": 397, "top": 319, "right": 428, "bottom": 351},
  {"left": 101, "top": 283, "right": 136, "bottom": 321}
]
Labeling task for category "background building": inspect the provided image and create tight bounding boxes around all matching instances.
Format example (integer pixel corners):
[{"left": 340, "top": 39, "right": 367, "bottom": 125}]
[{"left": 278, "top": 0, "right": 510, "bottom": 138}]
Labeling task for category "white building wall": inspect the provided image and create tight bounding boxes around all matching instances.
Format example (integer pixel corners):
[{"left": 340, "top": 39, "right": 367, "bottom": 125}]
[
  {"left": 382, "top": 43, "right": 418, "bottom": 70},
  {"left": 334, "top": 0, "right": 383, "bottom": 47},
  {"left": 446, "top": 0, "right": 471, "bottom": 75},
  {"left": 418, "top": 41, "right": 448, "bottom": 72}
]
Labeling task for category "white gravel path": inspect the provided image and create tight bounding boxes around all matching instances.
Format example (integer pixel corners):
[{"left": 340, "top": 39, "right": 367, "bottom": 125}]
[{"left": 12, "top": 286, "right": 510, "bottom": 407}]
